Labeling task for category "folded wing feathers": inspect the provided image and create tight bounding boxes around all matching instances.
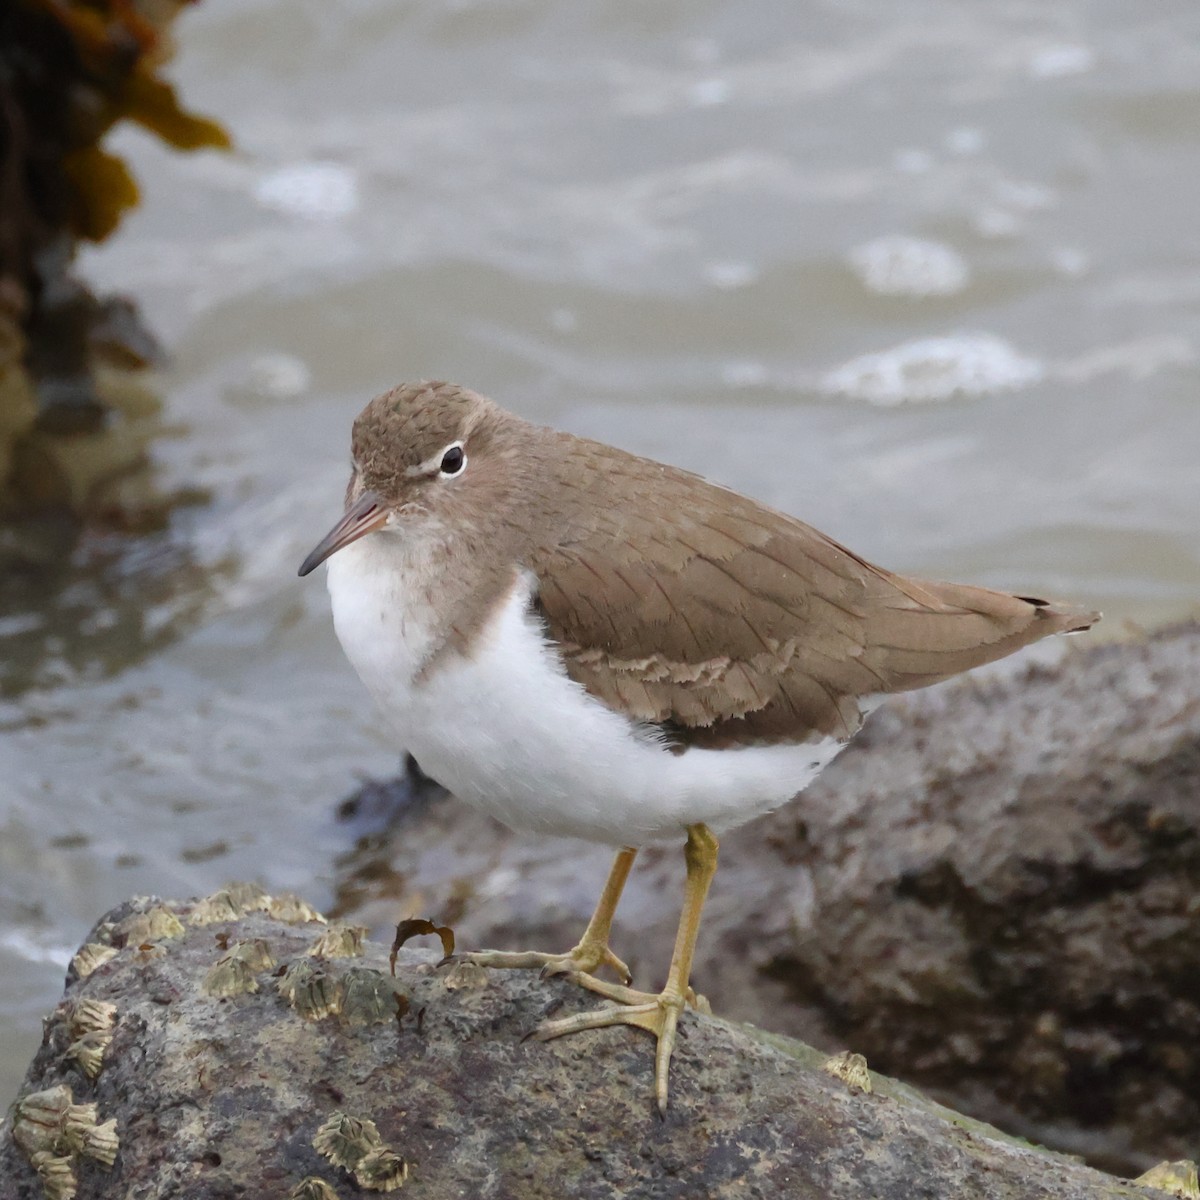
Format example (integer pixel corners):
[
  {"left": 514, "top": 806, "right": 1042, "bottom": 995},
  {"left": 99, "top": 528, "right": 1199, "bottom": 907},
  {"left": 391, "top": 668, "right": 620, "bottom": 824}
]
[{"left": 530, "top": 446, "right": 1098, "bottom": 746}]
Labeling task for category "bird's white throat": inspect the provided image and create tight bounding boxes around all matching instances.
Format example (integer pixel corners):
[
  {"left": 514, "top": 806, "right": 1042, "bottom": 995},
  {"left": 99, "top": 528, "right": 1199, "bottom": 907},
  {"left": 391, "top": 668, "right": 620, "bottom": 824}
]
[{"left": 326, "top": 531, "right": 849, "bottom": 847}]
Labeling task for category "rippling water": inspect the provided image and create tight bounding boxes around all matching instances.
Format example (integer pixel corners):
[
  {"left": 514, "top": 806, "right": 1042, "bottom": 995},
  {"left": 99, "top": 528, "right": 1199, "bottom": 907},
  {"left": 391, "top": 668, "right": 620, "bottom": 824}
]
[{"left": 3, "top": 0, "right": 1200, "bottom": 1104}]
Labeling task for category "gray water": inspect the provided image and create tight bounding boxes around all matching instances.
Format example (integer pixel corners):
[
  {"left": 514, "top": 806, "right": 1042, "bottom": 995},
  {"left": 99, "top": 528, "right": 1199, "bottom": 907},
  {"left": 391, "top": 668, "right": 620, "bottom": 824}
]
[{"left": 3, "top": 0, "right": 1200, "bottom": 1107}]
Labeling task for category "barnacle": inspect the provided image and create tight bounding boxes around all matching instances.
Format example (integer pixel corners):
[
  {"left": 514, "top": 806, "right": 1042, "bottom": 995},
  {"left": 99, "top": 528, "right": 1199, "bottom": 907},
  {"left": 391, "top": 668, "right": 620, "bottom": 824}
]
[
  {"left": 115, "top": 906, "right": 184, "bottom": 943},
  {"left": 1134, "top": 1161, "right": 1200, "bottom": 1199},
  {"left": 189, "top": 889, "right": 245, "bottom": 926},
  {"left": 29, "top": 1151, "right": 77, "bottom": 1200},
  {"left": 355, "top": 1146, "right": 409, "bottom": 1192},
  {"left": 269, "top": 893, "right": 327, "bottom": 925},
  {"left": 340, "top": 969, "right": 405, "bottom": 1027},
  {"left": 278, "top": 960, "right": 343, "bottom": 1020},
  {"left": 12, "top": 1086, "right": 75, "bottom": 1156},
  {"left": 309, "top": 924, "right": 366, "bottom": 960},
  {"left": 291, "top": 1179, "right": 341, "bottom": 1200},
  {"left": 203, "top": 940, "right": 275, "bottom": 997},
  {"left": 821, "top": 1050, "right": 873, "bottom": 1094},
  {"left": 441, "top": 960, "right": 488, "bottom": 991},
  {"left": 223, "top": 881, "right": 271, "bottom": 912},
  {"left": 81, "top": 1119, "right": 119, "bottom": 1168},
  {"left": 70, "top": 943, "right": 118, "bottom": 978},
  {"left": 65, "top": 1030, "right": 111, "bottom": 1081},
  {"left": 313, "top": 1112, "right": 382, "bottom": 1171},
  {"left": 12, "top": 1084, "right": 120, "bottom": 1187},
  {"left": 68, "top": 998, "right": 117, "bottom": 1038}
]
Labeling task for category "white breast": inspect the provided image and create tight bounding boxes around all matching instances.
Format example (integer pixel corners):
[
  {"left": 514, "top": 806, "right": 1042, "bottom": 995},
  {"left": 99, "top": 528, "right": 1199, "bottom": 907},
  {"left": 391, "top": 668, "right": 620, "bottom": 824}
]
[{"left": 327, "top": 532, "right": 849, "bottom": 847}]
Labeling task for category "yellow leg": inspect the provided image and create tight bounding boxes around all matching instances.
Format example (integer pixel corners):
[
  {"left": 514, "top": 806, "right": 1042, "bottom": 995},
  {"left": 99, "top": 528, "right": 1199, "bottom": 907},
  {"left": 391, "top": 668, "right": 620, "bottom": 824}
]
[
  {"left": 534, "top": 823, "right": 719, "bottom": 1114},
  {"left": 460, "top": 847, "right": 637, "bottom": 984}
]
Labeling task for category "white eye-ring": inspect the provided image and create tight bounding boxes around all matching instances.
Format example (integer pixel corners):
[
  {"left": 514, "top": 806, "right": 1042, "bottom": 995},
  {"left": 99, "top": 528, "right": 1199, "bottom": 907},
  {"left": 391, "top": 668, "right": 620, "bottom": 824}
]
[{"left": 438, "top": 442, "right": 466, "bottom": 478}]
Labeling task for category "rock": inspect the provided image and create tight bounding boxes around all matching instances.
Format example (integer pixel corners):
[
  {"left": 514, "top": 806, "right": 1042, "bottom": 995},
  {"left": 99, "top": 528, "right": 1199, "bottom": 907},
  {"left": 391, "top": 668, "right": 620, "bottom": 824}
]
[
  {"left": 0, "top": 0, "right": 226, "bottom": 516},
  {"left": 332, "top": 622, "right": 1200, "bottom": 1176},
  {"left": 0, "top": 895, "right": 1171, "bottom": 1199}
]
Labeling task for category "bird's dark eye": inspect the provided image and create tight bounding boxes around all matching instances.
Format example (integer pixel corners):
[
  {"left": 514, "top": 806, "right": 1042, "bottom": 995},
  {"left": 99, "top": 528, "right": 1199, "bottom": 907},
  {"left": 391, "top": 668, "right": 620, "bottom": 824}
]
[{"left": 439, "top": 445, "right": 465, "bottom": 476}]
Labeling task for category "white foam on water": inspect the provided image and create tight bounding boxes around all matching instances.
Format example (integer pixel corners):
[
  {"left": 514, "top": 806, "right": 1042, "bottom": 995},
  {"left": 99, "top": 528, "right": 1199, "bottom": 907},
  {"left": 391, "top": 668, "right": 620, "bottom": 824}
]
[
  {"left": 821, "top": 334, "right": 1044, "bottom": 405},
  {"left": 1028, "top": 45, "right": 1096, "bottom": 79},
  {"left": 848, "top": 235, "right": 969, "bottom": 298},
  {"left": 253, "top": 161, "right": 360, "bottom": 219}
]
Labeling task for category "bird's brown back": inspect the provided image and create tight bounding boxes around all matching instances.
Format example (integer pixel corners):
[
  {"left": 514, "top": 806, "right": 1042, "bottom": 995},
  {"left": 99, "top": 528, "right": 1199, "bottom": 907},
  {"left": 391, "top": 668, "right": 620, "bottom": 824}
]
[{"left": 518, "top": 427, "right": 1097, "bottom": 749}]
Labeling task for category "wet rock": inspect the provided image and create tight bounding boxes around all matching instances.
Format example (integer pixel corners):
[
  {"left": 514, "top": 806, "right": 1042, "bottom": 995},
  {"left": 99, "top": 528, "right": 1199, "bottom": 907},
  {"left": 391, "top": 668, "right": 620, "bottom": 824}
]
[
  {"left": 0, "top": 897, "right": 1167, "bottom": 1199},
  {"left": 333, "top": 622, "right": 1200, "bottom": 1176}
]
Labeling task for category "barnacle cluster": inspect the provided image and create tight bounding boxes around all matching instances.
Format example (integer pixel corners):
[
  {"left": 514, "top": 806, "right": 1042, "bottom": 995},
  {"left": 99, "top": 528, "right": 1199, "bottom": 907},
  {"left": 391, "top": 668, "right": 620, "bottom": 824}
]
[
  {"left": 313, "top": 1111, "right": 408, "bottom": 1192},
  {"left": 277, "top": 958, "right": 407, "bottom": 1028},
  {"left": 11, "top": 1083, "right": 119, "bottom": 1198},
  {"left": 65, "top": 997, "right": 118, "bottom": 1080}
]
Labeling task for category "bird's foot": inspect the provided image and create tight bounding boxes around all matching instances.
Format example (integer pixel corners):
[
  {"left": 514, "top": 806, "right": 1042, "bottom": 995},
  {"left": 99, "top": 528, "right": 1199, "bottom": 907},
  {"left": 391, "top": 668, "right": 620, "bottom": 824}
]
[
  {"left": 552, "top": 971, "right": 707, "bottom": 1012},
  {"left": 532, "top": 981, "right": 689, "bottom": 1114},
  {"left": 456, "top": 940, "right": 632, "bottom": 986}
]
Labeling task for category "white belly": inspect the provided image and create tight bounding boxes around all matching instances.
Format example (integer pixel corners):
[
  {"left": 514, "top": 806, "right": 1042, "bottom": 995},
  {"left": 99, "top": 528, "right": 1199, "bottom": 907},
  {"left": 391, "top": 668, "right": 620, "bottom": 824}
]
[{"left": 327, "top": 533, "right": 847, "bottom": 847}]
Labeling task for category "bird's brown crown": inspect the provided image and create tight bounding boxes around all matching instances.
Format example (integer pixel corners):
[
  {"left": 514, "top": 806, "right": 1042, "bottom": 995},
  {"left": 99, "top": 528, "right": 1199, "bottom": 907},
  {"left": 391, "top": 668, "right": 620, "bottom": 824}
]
[{"left": 351, "top": 381, "right": 499, "bottom": 499}]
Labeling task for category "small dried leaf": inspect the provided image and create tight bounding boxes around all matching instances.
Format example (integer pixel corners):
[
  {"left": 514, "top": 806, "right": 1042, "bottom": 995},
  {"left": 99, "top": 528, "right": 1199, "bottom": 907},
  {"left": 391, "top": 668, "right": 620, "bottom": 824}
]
[
  {"left": 355, "top": 1146, "right": 409, "bottom": 1192},
  {"left": 313, "top": 1112, "right": 382, "bottom": 1170},
  {"left": 390, "top": 919, "right": 454, "bottom": 975}
]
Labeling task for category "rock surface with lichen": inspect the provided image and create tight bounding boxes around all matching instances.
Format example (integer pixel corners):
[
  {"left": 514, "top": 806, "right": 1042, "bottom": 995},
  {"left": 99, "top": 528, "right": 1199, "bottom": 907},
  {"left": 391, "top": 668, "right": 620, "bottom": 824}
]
[
  {"left": 0, "top": 892, "right": 1182, "bottom": 1199},
  {"left": 334, "top": 622, "right": 1200, "bottom": 1178}
]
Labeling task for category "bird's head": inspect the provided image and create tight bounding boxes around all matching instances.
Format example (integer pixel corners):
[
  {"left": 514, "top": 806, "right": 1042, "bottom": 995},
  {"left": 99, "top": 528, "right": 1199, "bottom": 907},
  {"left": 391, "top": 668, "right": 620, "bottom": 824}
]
[{"left": 298, "top": 380, "right": 508, "bottom": 576}]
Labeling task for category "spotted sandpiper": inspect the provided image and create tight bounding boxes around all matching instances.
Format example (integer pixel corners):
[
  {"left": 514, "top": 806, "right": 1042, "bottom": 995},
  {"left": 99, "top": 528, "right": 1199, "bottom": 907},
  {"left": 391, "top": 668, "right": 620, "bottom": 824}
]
[{"left": 299, "top": 380, "right": 1099, "bottom": 1112}]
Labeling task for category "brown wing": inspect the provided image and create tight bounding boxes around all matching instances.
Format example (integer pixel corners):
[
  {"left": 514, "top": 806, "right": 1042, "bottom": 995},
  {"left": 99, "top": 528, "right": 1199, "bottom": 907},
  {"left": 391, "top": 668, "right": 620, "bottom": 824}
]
[{"left": 526, "top": 438, "right": 1098, "bottom": 749}]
